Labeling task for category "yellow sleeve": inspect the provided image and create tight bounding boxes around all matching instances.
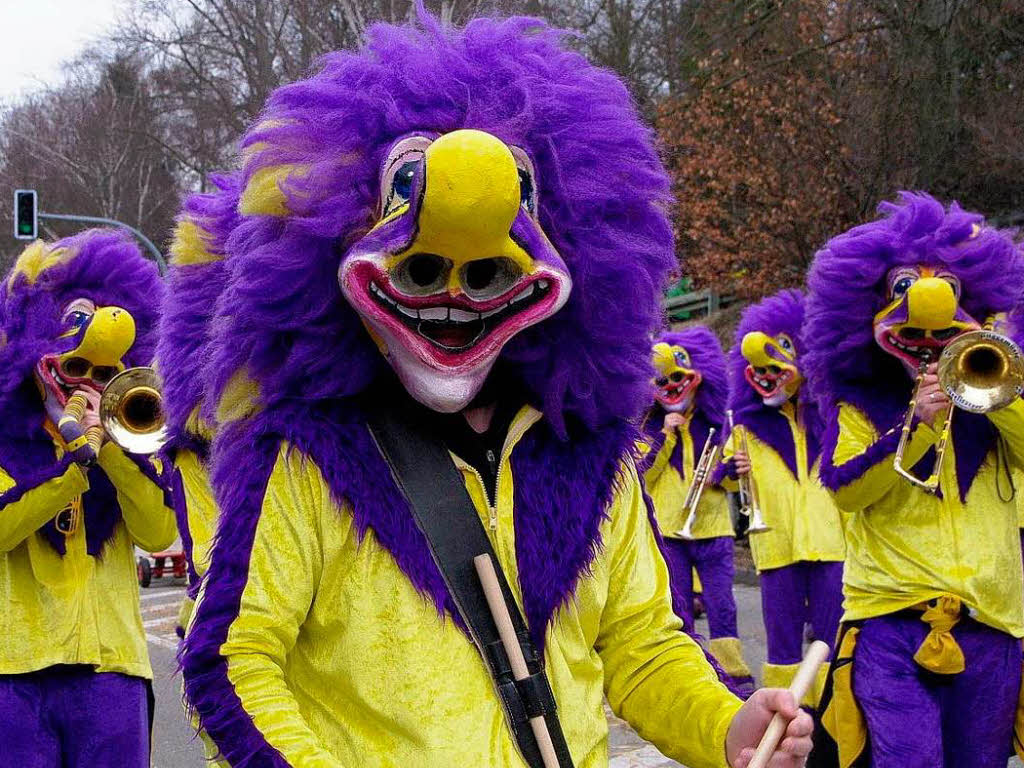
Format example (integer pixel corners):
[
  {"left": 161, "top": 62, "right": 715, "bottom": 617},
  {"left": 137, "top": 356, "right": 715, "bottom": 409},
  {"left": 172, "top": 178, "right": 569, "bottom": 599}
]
[
  {"left": 718, "top": 432, "right": 739, "bottom": 493},
  {"left": 206, "top": 448, "right": 344, "bottom": 767},
  {"left": 0, "top": 460, "right": 89, "bottom": 553},
  {"left": 830, "top": 403, "right": 937, "bottom": 513},
  {"left": 176, "top": 450, "right": 218, "bottom": 577},
  {"left": 598, "top": 462, "right": 742, "bottom": 768},
  {"left": 97, "top": 442, "right": 177, "bottom": 552},
  {"left": 988, "top": 398, "right": 1024, "bottom": 470},
  {"left": 641, "top": 430, "right": 677, "bottom": 486}
]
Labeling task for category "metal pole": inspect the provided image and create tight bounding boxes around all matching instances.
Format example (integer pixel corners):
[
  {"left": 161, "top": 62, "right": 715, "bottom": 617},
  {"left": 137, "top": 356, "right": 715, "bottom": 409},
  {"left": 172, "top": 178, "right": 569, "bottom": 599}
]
[{"left": 38, "top": 212, "right": 167, "bottom": 275}]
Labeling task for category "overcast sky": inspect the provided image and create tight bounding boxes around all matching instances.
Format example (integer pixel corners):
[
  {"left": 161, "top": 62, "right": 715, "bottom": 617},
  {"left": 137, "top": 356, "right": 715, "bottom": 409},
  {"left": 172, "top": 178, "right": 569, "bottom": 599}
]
[{"left": 0, "top": 0, "right": 123, "bottom": 102}]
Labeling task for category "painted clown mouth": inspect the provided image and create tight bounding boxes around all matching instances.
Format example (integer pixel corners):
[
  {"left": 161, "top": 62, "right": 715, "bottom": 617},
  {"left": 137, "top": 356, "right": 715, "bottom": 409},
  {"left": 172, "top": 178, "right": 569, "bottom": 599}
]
[
  {"left": 37, "top": 355, "right": 108, "bottom": 406},
  {"left": 877, "top": 326, "right": 966, "bottom": 366},
  {"left": 341, "top": 256, "right": 570, "bottom": 372},
  {"left": 744, "top": 365, "right": 795, "bottom": 398},
  {"left": 368, "top": 277, "right": 551, "bottom": 353},
  {"left": 656, "top": 371, "right": 700, "bottom": 406}
]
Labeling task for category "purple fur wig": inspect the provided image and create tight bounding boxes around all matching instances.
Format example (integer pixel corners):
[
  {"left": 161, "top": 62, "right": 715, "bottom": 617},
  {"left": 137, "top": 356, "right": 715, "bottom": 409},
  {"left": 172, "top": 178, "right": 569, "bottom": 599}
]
[
  {"left": 203, "top": 13, "right": 673, "bottom": 433},
  {"left": 156, "top": 174, "right": 240, "bottom": 590},
  {"left": 725, "top": 289, "right": 821, "bottom": 478},
  {"left": 156, "top": 173, "right": 240, "bottom": 456},
  {"left": 179, "top": 13, "right": 696, "bottom": 764},
  {"left": 0, "top": 229, "right": 163, "bottom": 554},
  {"left": 805, "top": 192, "right": 1024, "bottom": 500},
  {"left": 642, "top": 326, "right": 728, "bottom": 476}
]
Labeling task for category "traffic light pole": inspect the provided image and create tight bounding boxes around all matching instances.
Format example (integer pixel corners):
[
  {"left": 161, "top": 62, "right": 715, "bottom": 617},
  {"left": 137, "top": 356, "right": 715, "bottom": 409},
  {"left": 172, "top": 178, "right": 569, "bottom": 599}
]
[{"left": 37, "top": 212, "right": 167, "bottom": 275}]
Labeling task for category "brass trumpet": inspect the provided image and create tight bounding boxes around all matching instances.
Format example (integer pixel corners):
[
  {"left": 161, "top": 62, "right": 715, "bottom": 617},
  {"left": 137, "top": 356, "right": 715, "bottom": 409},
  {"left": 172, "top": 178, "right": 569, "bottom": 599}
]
[
  {"left": 98, "top": 366, "right": 168, "bottom": 454},
  {"left": 677, "top": 427, "right": 719, "bottom": 539},
  {"left": 727, "top": 409, "right": 770, "bottom": 534},
  {"left": 894, "top": 329, "right": 1024, "bottom": 492}
]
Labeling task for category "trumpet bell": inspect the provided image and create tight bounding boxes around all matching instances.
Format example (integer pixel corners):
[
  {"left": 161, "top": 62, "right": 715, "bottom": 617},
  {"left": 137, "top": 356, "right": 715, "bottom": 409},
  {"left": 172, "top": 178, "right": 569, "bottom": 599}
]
[
  {"left": 99, "top": 366, "right": 168, "bottom": 454},
  {"left": 938, "top": 330, "right": 1024, "bottom": 413}
]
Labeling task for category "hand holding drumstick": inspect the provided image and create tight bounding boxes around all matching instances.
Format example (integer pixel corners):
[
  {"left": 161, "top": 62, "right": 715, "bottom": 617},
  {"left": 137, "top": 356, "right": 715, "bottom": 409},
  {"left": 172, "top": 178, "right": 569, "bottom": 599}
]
[{"left": 725, "top": 641, "right": 828, "bottom": 768}]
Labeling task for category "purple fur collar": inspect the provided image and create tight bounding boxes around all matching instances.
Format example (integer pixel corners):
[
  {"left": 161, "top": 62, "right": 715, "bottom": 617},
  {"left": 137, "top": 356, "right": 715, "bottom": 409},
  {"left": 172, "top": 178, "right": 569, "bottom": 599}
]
[
  {"left": 182, "top": 397, "right": 643, "bottom": 765},
  {"left": 731, "top": 396, "right": 820, "bottom": 480},
  {"left": 820, "top": 381, "right": 996, "bottom": 503},
  {"left": 640, "top": 407, "right": 717, "bottom": 478}
]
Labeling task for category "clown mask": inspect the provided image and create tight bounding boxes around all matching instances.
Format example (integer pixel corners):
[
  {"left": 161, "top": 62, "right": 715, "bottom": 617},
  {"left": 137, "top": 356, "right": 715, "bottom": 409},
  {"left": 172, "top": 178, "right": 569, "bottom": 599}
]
[
  {"left": 652, "top": 342, "right": 701, "bottom": 413},
  {"left": 741, "top": 331, "right": 802, "bottom": 407},
  {"left": 873, "top": 266, "right": 979, "bottom": 377},
  {"left": 35, "top": 297, "right": 136, "bottom": 409},
  {"left": 339, "top": 129, "right": 572, "bottom": 412}
]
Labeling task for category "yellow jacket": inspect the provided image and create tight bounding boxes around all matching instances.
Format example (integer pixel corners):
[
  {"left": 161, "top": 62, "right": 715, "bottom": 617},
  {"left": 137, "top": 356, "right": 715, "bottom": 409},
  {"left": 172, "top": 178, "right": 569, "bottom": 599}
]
[
  {"left": 0, "top": 440, "right": 176, "bottom": 678},
  {"left": 721, "top": 403, "right": 845, "bottom": 572},
  {"left": 171, "top": 447, "right": 219, "bottom": 636},
  {"left": 641, "top": 414, "right": 733, "bottom": 540},
  {"left": 174, "top": 448, "right": 218, "bottom": 581},
  {"left": 191, "top": 406, "right": 742, "bottom": 768},
  {"left": 829, "top": 401, "right": 1024, "bottom": 636},
  {"left": 1016, "top": 469, "right": 1024, "bottom": 528}
]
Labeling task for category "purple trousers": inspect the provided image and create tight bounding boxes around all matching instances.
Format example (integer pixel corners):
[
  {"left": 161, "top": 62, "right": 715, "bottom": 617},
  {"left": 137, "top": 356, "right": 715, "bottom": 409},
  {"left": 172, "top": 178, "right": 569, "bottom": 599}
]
[
  {"left": 662, "top": 536, "right": 738, "bottom": 638},
  {"left": 760, "top": 561, "right": 843, "bottom": 664},
  {"left": 852, "top": 612, "right": 1021, "bottom": 768},
  {"left": 0, "top": 665, "right": 151, "bottom": 768}
]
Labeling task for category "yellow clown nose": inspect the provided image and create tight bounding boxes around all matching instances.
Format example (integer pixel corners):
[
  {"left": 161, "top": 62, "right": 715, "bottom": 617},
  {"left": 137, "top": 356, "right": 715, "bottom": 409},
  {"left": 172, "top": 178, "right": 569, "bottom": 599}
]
[
  {"left": 906, "top": 277, "right": 957, "bottom": 330},
  {"left": 66, "top": 306, "right": 136, "bottom": 368},
  {"left": 651, "top": 342, "right": 677, "bottom": 377},
  {"left": 417, "top": 129, "right": 522, "bottom": 263},
  {"left": 741, "top": 332, "right": 780, "bottom": 368}
]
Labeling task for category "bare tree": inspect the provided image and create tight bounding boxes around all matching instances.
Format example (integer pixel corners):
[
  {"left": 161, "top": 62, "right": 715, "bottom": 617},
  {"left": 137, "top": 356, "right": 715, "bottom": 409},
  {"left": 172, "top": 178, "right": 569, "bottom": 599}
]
[{"left": 0, "top": 52, "right": 180, "bottom": 269}]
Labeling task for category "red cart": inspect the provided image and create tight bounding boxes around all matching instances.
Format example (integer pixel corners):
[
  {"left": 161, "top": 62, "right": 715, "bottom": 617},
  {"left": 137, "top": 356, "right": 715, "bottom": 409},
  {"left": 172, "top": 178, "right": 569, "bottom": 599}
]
[{"left": 136, "top": 547, "right": 187, "bottom": 587}]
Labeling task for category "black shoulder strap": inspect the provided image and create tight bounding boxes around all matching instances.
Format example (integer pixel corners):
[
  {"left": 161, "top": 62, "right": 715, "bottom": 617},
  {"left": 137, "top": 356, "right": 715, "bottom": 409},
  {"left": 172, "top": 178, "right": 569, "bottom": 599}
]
[{"left": 367, "top": 400, "right": 575, "bottom": 768}]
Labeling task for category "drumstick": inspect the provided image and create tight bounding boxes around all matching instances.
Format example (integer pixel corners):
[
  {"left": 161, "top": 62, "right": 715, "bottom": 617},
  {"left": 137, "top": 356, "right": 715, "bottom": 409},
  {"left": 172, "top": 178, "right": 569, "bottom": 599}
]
[
  {"left": 747, "top": 640, "right": 831, "bottom": 768},
  {"left": 474, "top": 554, "right": 560, "bottom": 768}
]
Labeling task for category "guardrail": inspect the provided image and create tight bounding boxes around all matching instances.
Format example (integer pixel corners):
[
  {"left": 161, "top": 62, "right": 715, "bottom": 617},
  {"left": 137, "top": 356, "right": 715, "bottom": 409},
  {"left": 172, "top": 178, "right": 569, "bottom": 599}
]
[{"left": 662, "top": 289, "right": 735, "bottom": 318}]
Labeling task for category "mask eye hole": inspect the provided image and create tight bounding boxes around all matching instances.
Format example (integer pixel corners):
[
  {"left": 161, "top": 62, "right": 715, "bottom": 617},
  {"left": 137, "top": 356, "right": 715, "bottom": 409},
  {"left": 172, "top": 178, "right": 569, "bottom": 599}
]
[
  {"left": 91, "top": 366, "right": 119, "bottom": 385},
  {"left": 379, "top": 135, "right": 433, "bottom": 218},
  {"left": 63, "top": 311, "right": 90, "bottom": 329},
  {"left": 61, "top": 298, "right": 94, "bottom": 331},
  {"left": 392, "top": 253, "right": 450, "bottom": 297},
  {"left": 60, "top": 357, "right": 91, "bottom": 379},
  {"left": 387, "top": 161, "right": 418, "bottom": 211},
  {"left": 655, "top": 377, "right": 668, "bottom": 387},
  {"left": 776, "top": 335, "right": 795, "bottom": 354},
  {"left": 510, "top": 146, "right": 538, "bottom": 216},
  {"left": 517, "top": 168, "right": 535, "bottom": 214},
  {"left": 891, "top": 275, "right": 916, "bottom": 299},
  {"left": 669, "top": 371, "right": 684, "bottom": 383},
  {"left": 459, "top": 257, "right": 523, "bottom": 301}
]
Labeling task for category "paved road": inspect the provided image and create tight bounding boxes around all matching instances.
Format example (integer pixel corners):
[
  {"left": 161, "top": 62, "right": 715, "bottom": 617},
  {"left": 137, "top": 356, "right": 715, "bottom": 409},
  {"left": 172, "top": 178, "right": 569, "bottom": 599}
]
[
  {"left": 139, "top": 579, "right": 205, "bottom": 768},
  {"left": 143, "top": 578, "right": 1023, "bottom": 768}
]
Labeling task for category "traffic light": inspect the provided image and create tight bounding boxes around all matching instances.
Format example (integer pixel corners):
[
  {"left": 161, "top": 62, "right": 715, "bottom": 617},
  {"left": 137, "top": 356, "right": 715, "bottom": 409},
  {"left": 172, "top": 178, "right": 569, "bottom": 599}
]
[{"left": 14, "top": 189, "right": 37, "bottom": 240}]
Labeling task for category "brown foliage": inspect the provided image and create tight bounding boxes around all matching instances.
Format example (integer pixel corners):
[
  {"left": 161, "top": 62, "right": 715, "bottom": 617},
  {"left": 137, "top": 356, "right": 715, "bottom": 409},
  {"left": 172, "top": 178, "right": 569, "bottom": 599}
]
[{"left": 659, "top": 0, "right": 1024, "bottom": 299}]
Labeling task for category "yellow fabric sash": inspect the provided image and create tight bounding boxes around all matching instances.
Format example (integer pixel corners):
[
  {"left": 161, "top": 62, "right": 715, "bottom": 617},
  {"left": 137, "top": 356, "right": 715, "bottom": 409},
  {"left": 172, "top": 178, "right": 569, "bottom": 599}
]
[
  {"left": 912, "top": 596, "right": 965, "bottom": 674},
  {"left": 821, "top": 626, "right": 867, "bottom": 768}
]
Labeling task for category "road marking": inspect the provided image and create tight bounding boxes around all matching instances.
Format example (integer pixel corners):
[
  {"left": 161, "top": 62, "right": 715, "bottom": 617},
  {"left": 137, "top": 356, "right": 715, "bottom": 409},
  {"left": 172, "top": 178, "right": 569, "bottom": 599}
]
[
  {"left": 146, "top": 633, "right": 179, "bottom": 651},
  {"left": 140, "top": 583, "right": 187, "bottom": 650},
  {"left": 140, "top": 593, "right": 180, "bottom": 606}
]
